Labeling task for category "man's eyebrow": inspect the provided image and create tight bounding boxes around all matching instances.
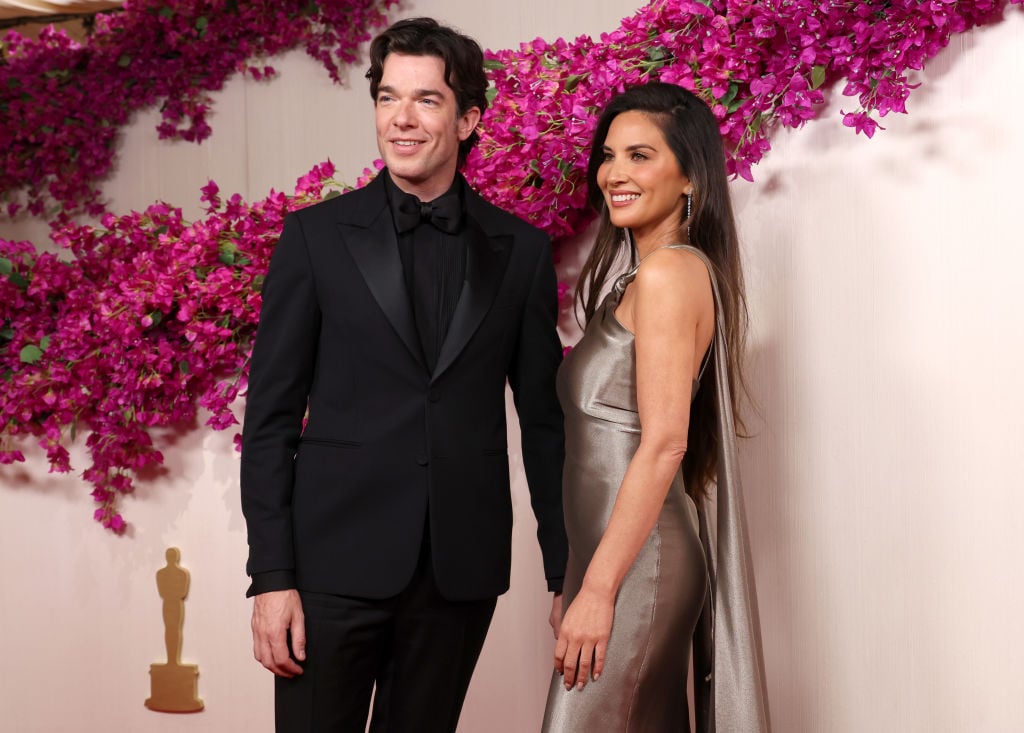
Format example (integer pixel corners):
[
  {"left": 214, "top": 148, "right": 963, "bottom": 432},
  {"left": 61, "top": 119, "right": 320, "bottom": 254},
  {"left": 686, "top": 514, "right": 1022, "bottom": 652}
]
[{"left": 376, "top": 85, "right": 444, "bottom": 98}]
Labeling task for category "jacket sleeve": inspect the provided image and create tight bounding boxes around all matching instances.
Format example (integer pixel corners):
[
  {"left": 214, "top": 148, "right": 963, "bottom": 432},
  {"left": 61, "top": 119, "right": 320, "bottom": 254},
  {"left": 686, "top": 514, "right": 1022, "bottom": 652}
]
[
  {"left": 240, "top": 212, "right": 321, "bottom": 596},
  {"left": 508, "top": 237, "right": 568, "bottom": 593}
]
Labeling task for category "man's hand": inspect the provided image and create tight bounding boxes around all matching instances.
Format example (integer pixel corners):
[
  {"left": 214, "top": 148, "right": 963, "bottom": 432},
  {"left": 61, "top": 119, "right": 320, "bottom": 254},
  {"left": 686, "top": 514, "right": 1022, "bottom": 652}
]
[
  {"left": 549, "top": 592, "right": 564, "bottom": 639},
  {"left": 251, "top": 589, "right": 305, "bottom": 677}
]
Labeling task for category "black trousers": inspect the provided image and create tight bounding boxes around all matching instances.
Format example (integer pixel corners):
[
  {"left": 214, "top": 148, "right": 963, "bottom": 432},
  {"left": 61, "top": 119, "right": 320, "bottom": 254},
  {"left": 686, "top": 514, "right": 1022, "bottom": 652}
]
[{"left": 275, "top": 540, "right": 497, "bottom": 733}]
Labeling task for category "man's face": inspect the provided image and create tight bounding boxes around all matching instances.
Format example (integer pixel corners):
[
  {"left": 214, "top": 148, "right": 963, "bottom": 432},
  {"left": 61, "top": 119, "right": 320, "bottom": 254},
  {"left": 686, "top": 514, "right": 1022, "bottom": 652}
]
[{"left": 374, "top": 53, "right": 480, "bottom": 202}]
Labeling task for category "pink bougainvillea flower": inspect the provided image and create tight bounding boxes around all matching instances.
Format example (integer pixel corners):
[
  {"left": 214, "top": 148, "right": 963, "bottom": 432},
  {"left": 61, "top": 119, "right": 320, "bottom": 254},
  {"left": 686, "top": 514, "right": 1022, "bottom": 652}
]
[{"left": 841, "top": 110, "right": 884, "bottom": 138}]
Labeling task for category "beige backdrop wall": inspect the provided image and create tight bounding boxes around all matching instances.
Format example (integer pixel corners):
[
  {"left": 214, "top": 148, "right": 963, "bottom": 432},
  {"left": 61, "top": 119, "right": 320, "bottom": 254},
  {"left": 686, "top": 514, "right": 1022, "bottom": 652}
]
[{"left": 2, "top": 3, "right": 1023, "bottom": 732}]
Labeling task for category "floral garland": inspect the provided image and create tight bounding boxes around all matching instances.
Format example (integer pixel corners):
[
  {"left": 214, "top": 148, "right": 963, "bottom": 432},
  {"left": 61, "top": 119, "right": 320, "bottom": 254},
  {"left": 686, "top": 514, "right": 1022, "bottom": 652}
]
[
  {"left": 2, "top": 0, "right": 1021, "bottom": 531},
  {"left": 472, "top": 0, "right": 1021, "bottom": 238},
  {"left": 0, "top": 0, "right": 396, "bottom": 218},
  {"left": 0, "top": 162, "right": 362, "bottom": 529}
]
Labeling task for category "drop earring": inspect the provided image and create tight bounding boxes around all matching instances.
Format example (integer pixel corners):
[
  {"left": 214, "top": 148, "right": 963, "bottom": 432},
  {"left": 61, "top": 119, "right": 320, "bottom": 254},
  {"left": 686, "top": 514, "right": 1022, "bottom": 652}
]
[{"left": 686, "top": 192, "right": 693, "bottom": 242}]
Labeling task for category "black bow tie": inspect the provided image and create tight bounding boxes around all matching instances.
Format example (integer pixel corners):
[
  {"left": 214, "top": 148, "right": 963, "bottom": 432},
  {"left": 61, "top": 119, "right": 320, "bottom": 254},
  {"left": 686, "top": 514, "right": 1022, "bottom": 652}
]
[{"left": 394, "top": 190, "right": 462, "bottom": 234}]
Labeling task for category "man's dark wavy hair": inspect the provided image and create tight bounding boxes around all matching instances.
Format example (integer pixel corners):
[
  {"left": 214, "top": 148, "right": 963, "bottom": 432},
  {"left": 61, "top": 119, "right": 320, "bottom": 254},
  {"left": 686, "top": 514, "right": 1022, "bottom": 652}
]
[{"left": 366, "top": 17, "right": 489, "bottom": 167}]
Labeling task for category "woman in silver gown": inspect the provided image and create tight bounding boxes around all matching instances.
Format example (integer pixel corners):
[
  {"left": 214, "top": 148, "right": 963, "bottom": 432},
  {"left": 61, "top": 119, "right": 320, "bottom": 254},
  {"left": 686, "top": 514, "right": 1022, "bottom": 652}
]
[{"left": 542, "top": 84, "right": 770, "bottom": 732}]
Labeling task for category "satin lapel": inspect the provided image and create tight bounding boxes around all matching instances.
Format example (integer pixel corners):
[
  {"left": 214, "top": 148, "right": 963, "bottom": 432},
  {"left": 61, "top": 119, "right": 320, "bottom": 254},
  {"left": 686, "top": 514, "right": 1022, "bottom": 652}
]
[
  {"left": 337, "top": 185, "right": 425, "bottom": 371},
  {"left": 432, "top": 217, "right": 510, "bottom": 383}
]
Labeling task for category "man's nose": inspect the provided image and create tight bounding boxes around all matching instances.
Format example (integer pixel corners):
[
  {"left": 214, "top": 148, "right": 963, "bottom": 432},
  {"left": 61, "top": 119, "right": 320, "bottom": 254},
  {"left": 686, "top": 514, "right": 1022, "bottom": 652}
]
[{"left": 392, "top": 99, "right": 416, "bottom": 127}]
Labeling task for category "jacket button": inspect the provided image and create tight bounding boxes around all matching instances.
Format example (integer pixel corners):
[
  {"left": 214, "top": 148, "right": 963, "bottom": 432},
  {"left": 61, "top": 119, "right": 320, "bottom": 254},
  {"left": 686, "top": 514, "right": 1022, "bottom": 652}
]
[
  {"left": 416, "top": 456, "right": 429, "bottom": 467},
  {"left": 428, "top": 387, "right": 441, "bottom": 403}
]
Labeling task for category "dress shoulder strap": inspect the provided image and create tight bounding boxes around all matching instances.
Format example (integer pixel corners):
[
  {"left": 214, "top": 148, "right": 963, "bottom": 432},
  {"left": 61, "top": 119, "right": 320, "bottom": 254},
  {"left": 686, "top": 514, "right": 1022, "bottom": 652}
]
[{"left": 617, "top": 242, "right": 686, "bottom": 283}]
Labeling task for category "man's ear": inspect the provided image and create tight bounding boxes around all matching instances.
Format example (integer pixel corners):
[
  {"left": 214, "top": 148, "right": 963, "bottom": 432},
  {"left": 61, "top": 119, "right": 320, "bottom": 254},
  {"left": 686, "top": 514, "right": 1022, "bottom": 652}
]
[{"left": 457, "top": 107, "right": 482, "bottom": 141}]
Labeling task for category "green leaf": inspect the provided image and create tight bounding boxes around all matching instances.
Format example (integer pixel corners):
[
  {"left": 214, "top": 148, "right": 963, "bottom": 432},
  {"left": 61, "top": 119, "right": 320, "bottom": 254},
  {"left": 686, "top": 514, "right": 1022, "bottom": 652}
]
[
  {"left": 158, "top": 7, "right": 174, "bottom": 18},
  {"left": 19, "top": 344, "right": 43, "bottom": 364},
  {"left": 564, "top": 74, "right": 583, "bottom": 93},
  {"left": 8, "top": 272, "right": 28, "bottom": 288},
  {"left": 2, "top": 369, "right": 12, "bottom": 382},
  {"left": 0, "top": 257, "right": 11, "bottom": 276},
  {"left": 153, "top": 225, "right": 168, "bottom": 235},
  {"left": 719, "top": 82, "right": 739, "bottom": 108},
  {"left": 148, "top": 311, "right": 163, "bottom": 326},
  {"left": 195, "top": 16, "right": 209, "bottom": 31},
  {"left": 485, "top": 85, "right": 498, "bottom": 104},
  {"left": 218, "top": 241, "right": 238, "bottom": 266},
  {"left": 39, "top": 335, "right": 51, "bottom": 350},
  {"left": 0, "top": 325, "right": 13, "bottom": 342},
  {"left": 811, "top": 64, "right": 827, "bottom": 90},
  {"left": 483, "top": 59, "right": 505, "bottom": 71},
  {"left": 323, "top": 190, "right": 342, "bottom": 200},
  {"left": 117, "top": 54, "right": 131, "bottom": 68},
  {"left": 178, "top": 360, "right": 190, "bottom": 374},
  {"left": 70, "top": 421, "right": 77, "bottom": 441}
]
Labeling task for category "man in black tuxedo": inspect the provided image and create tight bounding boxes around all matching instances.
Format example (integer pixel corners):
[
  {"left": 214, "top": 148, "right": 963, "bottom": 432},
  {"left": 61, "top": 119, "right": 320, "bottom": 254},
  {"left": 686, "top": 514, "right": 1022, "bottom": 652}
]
[{"left": 240, "top": 17, "right": 568, "bottom": 733}]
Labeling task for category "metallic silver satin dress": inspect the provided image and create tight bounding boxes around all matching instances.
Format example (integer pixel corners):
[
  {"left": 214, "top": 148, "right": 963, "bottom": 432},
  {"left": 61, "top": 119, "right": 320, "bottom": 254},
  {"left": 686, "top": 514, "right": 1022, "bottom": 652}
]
[{"left": 542, "top": 245, "right": 771, "bottom": 733}]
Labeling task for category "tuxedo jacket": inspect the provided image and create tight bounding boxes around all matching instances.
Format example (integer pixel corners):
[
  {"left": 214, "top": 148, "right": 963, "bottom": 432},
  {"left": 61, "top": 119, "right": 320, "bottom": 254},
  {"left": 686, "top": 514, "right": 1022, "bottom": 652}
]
[{"left": 241, "top": 173, "right": 568, "bottom": 602}]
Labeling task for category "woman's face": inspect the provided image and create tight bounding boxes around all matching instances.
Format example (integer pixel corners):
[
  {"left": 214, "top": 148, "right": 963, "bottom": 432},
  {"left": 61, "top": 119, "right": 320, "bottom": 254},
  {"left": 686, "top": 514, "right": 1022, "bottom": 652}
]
[{"left": 596, "top": 110, "right": 692, "bottom": 243}]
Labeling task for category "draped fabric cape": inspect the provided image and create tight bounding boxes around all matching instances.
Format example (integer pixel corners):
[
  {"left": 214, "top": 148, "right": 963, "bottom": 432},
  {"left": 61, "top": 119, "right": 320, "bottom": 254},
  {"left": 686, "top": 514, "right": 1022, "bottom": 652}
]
[{"left": 681, "top": 245, "right": 772, "bottom": 733}]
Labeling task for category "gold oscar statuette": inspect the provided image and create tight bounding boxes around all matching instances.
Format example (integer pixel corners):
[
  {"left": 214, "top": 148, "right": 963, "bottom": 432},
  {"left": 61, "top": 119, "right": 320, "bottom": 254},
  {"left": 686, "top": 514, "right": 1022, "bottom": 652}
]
[{"left": 144, "top": 547, "right": 204, "bottom": 713}]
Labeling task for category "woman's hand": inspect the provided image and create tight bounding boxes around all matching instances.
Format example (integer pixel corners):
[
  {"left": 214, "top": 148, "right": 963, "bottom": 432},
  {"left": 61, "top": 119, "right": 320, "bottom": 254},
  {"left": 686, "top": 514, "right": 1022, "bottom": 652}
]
[{"left": 553, "top": 586, "right": 614, "bottom": 690}]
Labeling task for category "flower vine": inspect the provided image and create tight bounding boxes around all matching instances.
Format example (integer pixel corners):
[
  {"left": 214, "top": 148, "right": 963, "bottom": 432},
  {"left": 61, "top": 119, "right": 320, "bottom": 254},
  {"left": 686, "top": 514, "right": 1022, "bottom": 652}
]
[
  {"left": 0, "top": 162, "right": 373, "bottom": 530},
  {"left": 471, "top": 0, "right": 1022, "bottom": 238},
  {"left": 0, "top": 0, "right": 396, "bottom": 218},
  {"left": 2, "top": 0, "right": 1021, "bottom": 530}
]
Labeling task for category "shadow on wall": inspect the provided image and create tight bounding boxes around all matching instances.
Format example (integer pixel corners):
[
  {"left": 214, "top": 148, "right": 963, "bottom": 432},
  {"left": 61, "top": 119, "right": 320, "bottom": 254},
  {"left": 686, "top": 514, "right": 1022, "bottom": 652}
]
[{"left": 734, "top": 172, "right": 814, "bottom": 733}]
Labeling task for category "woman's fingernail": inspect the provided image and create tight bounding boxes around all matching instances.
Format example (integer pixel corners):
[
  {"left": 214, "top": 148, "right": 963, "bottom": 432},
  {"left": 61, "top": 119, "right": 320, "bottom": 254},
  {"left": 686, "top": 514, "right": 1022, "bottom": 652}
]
[{"left": 593, "top": 673, "right": 600, "bottom": 681}]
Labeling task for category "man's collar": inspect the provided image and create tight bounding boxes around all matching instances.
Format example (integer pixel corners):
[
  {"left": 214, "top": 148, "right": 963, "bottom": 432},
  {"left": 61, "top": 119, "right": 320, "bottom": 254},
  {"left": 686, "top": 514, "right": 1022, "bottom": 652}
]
[{"left": 384, "top": 169, "right": 465, "bottom": 234}]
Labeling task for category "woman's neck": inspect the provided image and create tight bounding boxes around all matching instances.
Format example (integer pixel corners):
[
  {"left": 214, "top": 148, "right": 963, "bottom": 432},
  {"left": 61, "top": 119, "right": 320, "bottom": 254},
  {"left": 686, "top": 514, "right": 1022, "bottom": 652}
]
[{"left": 630, "top": 220, "right": 684, "bottom": 260}]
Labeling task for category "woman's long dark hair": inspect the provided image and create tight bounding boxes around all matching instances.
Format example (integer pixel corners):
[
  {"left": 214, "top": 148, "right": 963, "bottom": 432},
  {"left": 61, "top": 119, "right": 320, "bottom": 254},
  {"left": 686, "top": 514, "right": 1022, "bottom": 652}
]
[{"left": 576, "top": 82, "right": 749, "bottom": 499}]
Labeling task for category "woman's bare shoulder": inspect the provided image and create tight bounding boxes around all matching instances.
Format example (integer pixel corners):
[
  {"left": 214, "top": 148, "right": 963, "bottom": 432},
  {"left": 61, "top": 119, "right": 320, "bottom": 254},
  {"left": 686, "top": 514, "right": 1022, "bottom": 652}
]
[{"left": 632, "top": 246, "right": 713, "bottom": 306}]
